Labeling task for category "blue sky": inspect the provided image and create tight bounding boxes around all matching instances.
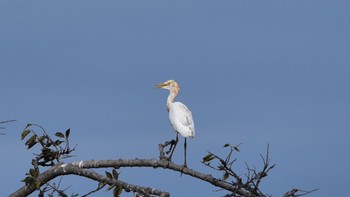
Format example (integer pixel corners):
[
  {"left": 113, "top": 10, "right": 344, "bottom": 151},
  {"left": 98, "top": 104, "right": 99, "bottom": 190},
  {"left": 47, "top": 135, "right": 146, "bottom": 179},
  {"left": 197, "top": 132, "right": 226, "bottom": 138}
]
[{"left": 1, "top": 1, "right": 349, "bottom": 196}]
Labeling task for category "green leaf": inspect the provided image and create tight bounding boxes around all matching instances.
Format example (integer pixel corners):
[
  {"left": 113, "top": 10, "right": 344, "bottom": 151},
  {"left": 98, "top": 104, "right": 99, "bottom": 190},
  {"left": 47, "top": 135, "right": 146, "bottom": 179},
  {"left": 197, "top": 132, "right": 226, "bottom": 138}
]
[
  {"left": 112, "top": 169, "right": 119, "bottom": 180},
  {"left": 65, "top": 128, "right": 70, "bottom": 138},
  {"left": 202, "top": 153, "right": 215, "bottom": 162},
  {"left": 21, "top": 130, "right": 31, "bottom": 140},
  {"left": 105, "top": 171, "right": 113, "bottom": 179},
  {"left": 43, "top": 154, "right": 53, "bottom": 162},
  {"left": 21, "top": 176, "right": 35, "bottom": 185},
  {"left": 55, "top": 132, "right": 65, "bottom": 138},
  {"left": 27, "top": 141, "right": 37, "bottom": 149},
  {"left": 223, "top": 172, "right": 230, "bottom": 181},
  {"left": 113, "top": 185, "right": 123, "bottom": 197},
  {"left": 38, "top": 136, "right": 46, "bottom": 143},
  {"left": 29, "top": 169, "right": 35, "bottom": 176},
  {"left": 29, "top": 168, "right": 39, "bottom": 178},
  {"left": 41, "top": 147, "right": 52, "bottom": 154},
  {"left": 35, "top": 180, "right": 41, "bottom": 190},
  {"left": 223, "top": 143, "right": 230, "bottom": 148},
  {"left": 234, "top": 146, "right": 240, "bottom": 152},
  {"left": 25, "top": 135, "right": 37, "bottom": 149}
]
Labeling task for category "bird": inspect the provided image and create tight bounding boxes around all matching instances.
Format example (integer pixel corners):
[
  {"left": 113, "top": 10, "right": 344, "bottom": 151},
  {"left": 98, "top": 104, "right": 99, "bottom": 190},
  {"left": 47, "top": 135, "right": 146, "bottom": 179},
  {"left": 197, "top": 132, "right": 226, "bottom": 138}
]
[{"left": 155, "top": 79, "right": 195, "bottom": 167}]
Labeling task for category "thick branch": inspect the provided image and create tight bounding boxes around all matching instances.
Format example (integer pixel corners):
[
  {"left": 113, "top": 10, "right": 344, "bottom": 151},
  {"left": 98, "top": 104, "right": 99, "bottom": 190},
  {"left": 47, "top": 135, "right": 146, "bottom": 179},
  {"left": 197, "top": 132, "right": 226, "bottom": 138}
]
[
  {"left": 67, "top": 159, "right": 249, "bottom": 194},
  {"left": 10, "top": 161, "right": 170, "bottom": 197},
  {"left": 10, "top": 158, "right": 251, "bottom": 197}
]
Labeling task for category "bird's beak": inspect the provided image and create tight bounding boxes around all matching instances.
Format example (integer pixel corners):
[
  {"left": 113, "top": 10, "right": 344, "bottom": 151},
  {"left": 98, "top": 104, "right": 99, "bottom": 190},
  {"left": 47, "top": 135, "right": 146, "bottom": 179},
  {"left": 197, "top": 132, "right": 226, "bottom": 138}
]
[{"left": 155, "top": 83, "right": 165, "bottom": 88}]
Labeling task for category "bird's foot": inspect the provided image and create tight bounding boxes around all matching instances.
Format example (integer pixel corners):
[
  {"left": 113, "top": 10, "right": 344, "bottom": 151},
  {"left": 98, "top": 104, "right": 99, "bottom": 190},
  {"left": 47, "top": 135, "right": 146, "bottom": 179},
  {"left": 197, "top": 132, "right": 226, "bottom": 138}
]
[{"left": 165, "top": 139, "right": 176, "bottom": 155}]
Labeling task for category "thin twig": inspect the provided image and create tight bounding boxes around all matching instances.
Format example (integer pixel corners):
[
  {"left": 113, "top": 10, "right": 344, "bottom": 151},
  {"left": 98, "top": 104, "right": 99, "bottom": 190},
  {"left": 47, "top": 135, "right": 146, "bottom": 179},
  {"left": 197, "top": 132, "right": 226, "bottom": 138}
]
[
  {"left": 0, "top": 120, "right": 16, "bottom": 124},
  {"left": 81, "top": 183, "right": 106, "bottom": 197}
]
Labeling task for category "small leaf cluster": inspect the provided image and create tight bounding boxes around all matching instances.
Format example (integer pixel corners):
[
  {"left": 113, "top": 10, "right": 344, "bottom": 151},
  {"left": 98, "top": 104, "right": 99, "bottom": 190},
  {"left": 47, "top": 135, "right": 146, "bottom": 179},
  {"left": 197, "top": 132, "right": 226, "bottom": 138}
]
[
  {"left": 202, "top": 143, "right": 241, "bottom": 182},
  {"left": 21, "top": 167, "right": 41, "bottom": 191},
  {"left": 21, "top": 124, "right": 75, "bottom": 192},
  {"left": 202, "top": 143, "right": 277, "bottom": 197},
  {"left": 103, "top": 169, "right": 123, "bottom": 197},
  {"left": 21, "top": 124, "right": 74, "bottom": 166}
]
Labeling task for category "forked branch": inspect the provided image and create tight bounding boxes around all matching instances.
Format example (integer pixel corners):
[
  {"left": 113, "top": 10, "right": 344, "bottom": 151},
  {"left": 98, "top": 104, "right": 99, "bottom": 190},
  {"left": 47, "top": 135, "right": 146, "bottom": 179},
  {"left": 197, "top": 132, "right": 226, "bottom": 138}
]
[{"left": 11, "top": 125, "right": 317, "bottom": 197}]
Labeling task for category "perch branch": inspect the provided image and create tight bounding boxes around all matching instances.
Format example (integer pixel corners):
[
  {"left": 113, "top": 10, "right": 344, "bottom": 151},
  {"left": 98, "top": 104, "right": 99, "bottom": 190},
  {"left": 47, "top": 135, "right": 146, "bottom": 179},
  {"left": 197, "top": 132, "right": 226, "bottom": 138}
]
[{"left": 10, "top": 161, "right": 170, "bottom": 197}]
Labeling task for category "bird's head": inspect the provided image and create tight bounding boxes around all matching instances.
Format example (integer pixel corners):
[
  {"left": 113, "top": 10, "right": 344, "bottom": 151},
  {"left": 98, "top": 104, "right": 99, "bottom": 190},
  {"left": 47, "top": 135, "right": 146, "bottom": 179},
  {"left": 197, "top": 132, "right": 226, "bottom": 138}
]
[{"left": 155, "top": 79, "right": 181, "bottom": 93}]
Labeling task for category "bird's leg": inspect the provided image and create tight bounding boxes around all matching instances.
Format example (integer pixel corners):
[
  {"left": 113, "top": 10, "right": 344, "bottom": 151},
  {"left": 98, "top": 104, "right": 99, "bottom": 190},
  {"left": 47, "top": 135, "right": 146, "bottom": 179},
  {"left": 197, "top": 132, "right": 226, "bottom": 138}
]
[
  {"left": 159, "top": 139, "right": 175, "bottom": 161},
  {"left": 165, "top": 133, "right": 178, "bottom": 154},
  {"left": 168, "top": 133, "right": 179, "bottom": 161},
  {"left": 184, "top": 137, "right": 187, "bottom": 167},
  {"left": 162, "top": 140, "right": 174, "bottom": 152},
  {"left": 165, "top": 139, "right": 176, "bottom": 155},
  {"left": 179, "top": 137, "right": 188, "bottom": 177}
]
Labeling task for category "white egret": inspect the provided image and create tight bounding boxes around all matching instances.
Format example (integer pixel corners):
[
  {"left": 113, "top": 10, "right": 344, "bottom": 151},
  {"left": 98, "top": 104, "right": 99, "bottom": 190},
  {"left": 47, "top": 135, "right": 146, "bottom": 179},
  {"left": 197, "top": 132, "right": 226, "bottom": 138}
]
[{"left": 156, "top": 79, "right": 195, "bottom": 167}]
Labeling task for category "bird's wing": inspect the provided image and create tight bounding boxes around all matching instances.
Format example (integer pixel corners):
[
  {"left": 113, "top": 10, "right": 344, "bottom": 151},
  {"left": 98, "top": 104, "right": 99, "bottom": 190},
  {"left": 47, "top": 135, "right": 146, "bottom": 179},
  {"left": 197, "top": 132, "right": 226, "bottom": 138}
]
[
  {"left": 171, "top": 102, "right": 193, "bottom": 126},
  {"left": 178, "top": 104, "right": 194, "bottom": 127},
  {"left": 170, "top": 102, "right": 195, "bottom": 137}
]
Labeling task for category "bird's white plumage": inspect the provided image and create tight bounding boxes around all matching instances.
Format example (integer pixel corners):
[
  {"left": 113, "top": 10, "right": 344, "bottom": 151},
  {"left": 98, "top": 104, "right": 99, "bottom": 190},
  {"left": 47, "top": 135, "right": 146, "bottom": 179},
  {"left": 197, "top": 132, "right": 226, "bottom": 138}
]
[
  {"left": 155, "top": 79, "right": 195, "bottom": 166},
  {"left": 169, "top": 102, "right": 195, "bottom": 138}
]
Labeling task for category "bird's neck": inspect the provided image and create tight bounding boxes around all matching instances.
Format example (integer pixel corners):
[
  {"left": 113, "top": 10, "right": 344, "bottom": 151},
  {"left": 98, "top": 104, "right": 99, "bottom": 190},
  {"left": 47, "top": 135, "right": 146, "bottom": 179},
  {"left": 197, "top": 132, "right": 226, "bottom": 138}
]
[{"left": 166, "top": 91, "right": 178, "bottom": 111}]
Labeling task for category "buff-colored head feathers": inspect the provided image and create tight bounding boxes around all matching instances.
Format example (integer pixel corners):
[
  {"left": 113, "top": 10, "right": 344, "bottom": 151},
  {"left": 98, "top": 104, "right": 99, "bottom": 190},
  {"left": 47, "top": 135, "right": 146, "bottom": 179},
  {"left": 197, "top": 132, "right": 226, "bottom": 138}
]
[{"left": 155, "top": 79, "right": 181, "bottom": 95}]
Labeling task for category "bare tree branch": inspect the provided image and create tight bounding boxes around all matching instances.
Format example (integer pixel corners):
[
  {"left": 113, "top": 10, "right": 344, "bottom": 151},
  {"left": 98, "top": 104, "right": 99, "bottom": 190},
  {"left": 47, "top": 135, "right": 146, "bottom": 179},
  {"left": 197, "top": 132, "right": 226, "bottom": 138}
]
[
  {"left": 11, "top": 125, "right": 318, "bottom": 197},
  {"left": 80, "top": 182, "right": 104, "bottom": 197},
  {"left": 0, "top": 120, "right": 16, "bottom": 124},
  {"left": 283, "top": 188, "right": 319, "bottom": 197},
  {"left": 11, "top": 149, "right": 317, "bottom": 197},
  {"left": 0, "top": 119, "right": 16, "bottom": 134},
  {"left": 10, "top": 160, "right": 171, "bottom": 197},
  {"left": 11, "top": 158, "right": 257, "bottom": 196}
]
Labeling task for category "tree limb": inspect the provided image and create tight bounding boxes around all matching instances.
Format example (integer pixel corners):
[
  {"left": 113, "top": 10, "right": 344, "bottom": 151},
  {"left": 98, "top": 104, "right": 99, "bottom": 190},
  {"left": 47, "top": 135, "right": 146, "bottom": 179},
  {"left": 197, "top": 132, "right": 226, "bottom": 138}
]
[
  {"left": 10, "top": 160, "right": 171, "bottom": 197},
  {"left": 11, "top": 125, "right": 318, "bottom": 197},
  {"left": 10, "top": 158, "right": 251, "bottom": 197}
]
